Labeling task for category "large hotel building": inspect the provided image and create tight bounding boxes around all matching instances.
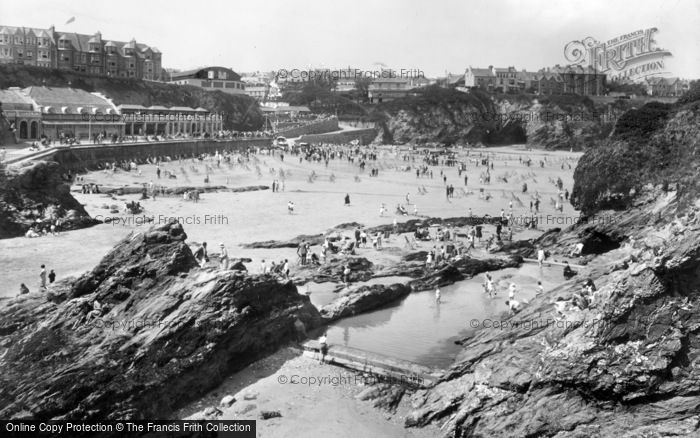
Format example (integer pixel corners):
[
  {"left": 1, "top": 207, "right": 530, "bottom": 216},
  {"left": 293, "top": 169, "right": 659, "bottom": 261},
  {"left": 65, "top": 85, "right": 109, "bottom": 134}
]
[{"left": 0, "top": 25, "right": 162, "bottom": 81}]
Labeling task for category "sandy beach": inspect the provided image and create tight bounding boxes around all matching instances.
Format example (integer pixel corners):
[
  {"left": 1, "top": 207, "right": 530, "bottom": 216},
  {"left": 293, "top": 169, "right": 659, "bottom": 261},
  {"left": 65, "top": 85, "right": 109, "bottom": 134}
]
[
  {"left": 179, "top": 346, "right": 441, "bottom": 438},
  {"left": 0, "top": 144, "right": 586, "bottom": 435},
  {"left": 0, "top": 145, "right": 580, "bottom": 297}
]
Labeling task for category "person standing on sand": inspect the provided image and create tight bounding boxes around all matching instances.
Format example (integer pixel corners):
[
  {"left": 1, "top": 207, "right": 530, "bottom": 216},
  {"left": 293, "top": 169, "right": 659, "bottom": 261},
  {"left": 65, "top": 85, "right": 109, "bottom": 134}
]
[
  {"left": 40, "top": 265, "right": 47, "bottom": 290},
  {"left": 48, "top": 269, "right": 56, "bottom": 284},
  {"left": 343, "top": 265, "right": 351, "bottom": 285},
  {"left": 344, "top": 193, "right": 351, "bottom": 206},
  {"left": 536, "top": 281, "right": 544, "bottom": 295},
  {"left": 508, "top": 283, "right": 517, "bottom": 301},
  {"left": 319, "top": 332, "right": 328, "bottom": 363},
  {"left": 219, "top": 243, "right": 229, "bottom": 270},
  {"left": 537, "top": 247, "right": 546, "bottom": 267},
  {"left": 298, "top": 241, "right": 308, "bottom": 265},
  {"left": 435, "top": 287, "right": 441, "bottom": 304},
  {"left": 260, "top": 259, "right": 267, "bottom": 274},
  {"left": 379, "top": 203, "right": 386, "bottom": 216},
  {"left": 283, "top": 259, "right": 290, "bottom": 278}
]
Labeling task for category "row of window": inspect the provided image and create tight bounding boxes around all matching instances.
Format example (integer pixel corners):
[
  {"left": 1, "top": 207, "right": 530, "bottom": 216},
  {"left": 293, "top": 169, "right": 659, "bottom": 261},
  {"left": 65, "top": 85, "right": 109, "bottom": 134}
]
[
  {"left": 207, "top": 70, "right": 229, "bottom": 80},
  {"left": 0, "top": 35, "right": 50, "bottom": 46},
  {"left": 200, "top": 80, "right": 244, "bottom": 89},
  {"left": 0, "top": 47, "right": 49, "bottom": 58}
]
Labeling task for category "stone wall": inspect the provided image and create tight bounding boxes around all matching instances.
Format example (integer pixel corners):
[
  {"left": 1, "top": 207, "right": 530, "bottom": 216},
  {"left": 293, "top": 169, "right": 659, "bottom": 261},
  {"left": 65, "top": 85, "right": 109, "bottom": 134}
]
[
  {"left": 276, "top": 118, "right": 339, "bottom": 138},
  {"left": 48, "top": 138, "right": 271, "bottom": 171},
  {"left": 298, "top": 128, "right": 378, "bottom": 145}
]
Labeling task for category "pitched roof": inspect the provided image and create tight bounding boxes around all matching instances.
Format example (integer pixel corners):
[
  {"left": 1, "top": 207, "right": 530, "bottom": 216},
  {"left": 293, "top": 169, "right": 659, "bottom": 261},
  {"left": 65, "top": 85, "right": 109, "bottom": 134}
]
[
  {"left": 260, "top": 106, "right": 310, "bottom": 113},
  {"left": 118, "top": 104, "right": 147, "bottom": 110},
  {"left": 469, "top": 67, "right": 495, "bottom": 77},
  {"left": 0, "top": 25, "right": 53, "bottom": 40},
  {"left": 371, "top": 77, "right": 410, "bottom": 83},
  {"left": 0, "top": 89, "right": 35, "bottom": 110},
  {"left": 445, "top": 73, "right": 464, "bottom": 84},
  {"left": 169, "top": 106, "right": 197, "bottom": 111},
  {"left": 22, "top": 86, "right": 116, "bottom": 113}
]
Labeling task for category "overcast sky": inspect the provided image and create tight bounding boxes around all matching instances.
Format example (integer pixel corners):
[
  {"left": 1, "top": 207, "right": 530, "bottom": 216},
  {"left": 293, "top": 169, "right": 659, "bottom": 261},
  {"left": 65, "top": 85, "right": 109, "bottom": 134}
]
[{"left": 1, "top": 0, "right": 698, "bottom": 78}]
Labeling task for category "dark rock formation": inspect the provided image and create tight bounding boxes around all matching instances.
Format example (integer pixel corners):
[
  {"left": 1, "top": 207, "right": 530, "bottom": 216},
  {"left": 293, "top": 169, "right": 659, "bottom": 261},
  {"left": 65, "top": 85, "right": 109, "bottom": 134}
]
[
  {"left": 296, "top": 256, "right": 374, "bottom": 284},
  {"left": 320, "top": 283, "right": 412, "bottom": 322},
  {"left": 86, "top": 184, "right": 268, "bottom": 196},
  {"left": 369, "top": 87, "right": 621, "bottom": 149},
  {"left": 0, "top": 222, "right": 321, "bottom": 420},
  {"left": 243, "top": 215, "right": 502, "bottom": 249},
  {"left": 0, "top": 160, "right": 98, "bottom": 238},
  {"left": 404, "top": 184, "right": 700, "bottom": 436},
  {"left": 408, "top": 256, "right": 522, "bottom": 291},
  {"left": 571, "top": 101, "right": 700, "bottom": 215}
]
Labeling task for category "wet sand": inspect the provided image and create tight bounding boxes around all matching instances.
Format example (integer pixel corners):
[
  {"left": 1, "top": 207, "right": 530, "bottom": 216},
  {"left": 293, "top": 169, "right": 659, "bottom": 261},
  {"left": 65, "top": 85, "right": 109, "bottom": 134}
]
[{"left": 179, "top": 347, "right": 441, "bottom": 438}]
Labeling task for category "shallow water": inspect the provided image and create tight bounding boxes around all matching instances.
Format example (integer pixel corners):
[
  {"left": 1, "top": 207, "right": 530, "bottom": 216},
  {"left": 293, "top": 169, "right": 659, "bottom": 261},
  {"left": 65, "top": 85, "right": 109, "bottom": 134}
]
[{"left": 321, "top": 263, "right": 563, "bottom": 368}]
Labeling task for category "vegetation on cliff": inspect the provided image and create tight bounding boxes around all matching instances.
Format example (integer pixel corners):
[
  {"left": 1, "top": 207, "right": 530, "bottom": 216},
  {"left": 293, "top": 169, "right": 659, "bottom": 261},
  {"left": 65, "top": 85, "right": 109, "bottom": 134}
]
[
  {"left": 571, "top": 86, "right": 700, "bottom": 215},
  {"left": 0, "top": 64, "right": 263, "bottom": 131}
]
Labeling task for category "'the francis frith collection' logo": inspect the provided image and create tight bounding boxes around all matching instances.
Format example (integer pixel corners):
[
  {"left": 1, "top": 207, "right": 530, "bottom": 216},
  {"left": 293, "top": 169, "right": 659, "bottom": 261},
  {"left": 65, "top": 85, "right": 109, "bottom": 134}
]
[{"left": 564, "top": 28, "right": 672, "bottom": 81}]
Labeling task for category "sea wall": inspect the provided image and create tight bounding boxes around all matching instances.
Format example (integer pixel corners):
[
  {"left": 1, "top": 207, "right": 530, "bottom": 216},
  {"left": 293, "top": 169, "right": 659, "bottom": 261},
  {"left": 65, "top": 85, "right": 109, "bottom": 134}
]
[
  {"left": 277, "top": 118, "right": 340, "bottom": 138},
  {"left": 299, "top": 128, "right": 378, "bottom": 145},
  {"left": 46, "top": 138, "right": 271, "bottom": 171}
]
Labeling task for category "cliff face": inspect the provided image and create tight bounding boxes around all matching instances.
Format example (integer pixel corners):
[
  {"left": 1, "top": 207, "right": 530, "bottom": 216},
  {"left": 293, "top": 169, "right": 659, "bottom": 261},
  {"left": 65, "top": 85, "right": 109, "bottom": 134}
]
[
  {"left": 405, "top": 101, "right": 700, "bottom": 437},
  {"left": 370, "top": 88, "right": 621, "bottom": 149},
  {"left": 0, "top": 160, "right": 98, "bottom": 238},
  {"left": 0, "top": 222, "right": 321, "bottom": 420},
  {"left": 492, "top": 95, "right": 623, "bottom": 150},
  {"left": 371, "top": 88, "right": 498, "bottom": 145},
  {"left": 405, "top": 189, "right": 700, "bottom": 437},
  {"left": 0, "top": 64, "right": 263, "bottom": 131},
  {"left": 571, "top": 102, "right": 700, "bottom": 215}
]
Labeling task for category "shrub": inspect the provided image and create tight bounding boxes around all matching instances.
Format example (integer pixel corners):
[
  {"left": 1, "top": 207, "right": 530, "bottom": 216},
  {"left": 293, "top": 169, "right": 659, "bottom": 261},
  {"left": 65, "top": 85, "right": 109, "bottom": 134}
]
[{"left": 613, "top": 102, "right": 672, "bottom": 144}]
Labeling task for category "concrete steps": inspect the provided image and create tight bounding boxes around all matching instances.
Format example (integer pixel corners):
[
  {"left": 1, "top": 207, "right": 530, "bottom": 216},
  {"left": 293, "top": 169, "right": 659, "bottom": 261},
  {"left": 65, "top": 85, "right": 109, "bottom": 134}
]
[{"left": 301, "top": 340, "right": 443, "bottom": 388}]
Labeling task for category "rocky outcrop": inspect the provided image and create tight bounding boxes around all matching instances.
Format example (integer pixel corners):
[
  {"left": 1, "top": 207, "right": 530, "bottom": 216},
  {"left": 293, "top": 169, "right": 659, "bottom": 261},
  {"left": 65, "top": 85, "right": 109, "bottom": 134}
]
[
  {"left": 492, "top": 95, "right": 625, "bottom": 150},
  {"left": 407, "top": 255, "right": 522, "bottom": 291},
  {"left": 243, "top": 216, "right": 502, "bottom": 249},
  {"left": 404, "top": 182, "right": 700, "bottom": 436},
  {"left": 80, "top": 184, "right": 269, "bottom": 196},
  {"left": 0, "top": 160, "right": 98, "bottom": 238},
  {"left": 369, "top": 87, "right": 621, "bottom": 149},
  {"left": 296, "top": 256, "right": 374, "bottom": 284},
  {"left": 0, "top": 222, "right": 321, "bottom": 420},
  {"left": 320, "top": 283, "right": 412, "bottom": 322},
  {"left": 571, "top": 101, "right": 700, "bottom": 215}
]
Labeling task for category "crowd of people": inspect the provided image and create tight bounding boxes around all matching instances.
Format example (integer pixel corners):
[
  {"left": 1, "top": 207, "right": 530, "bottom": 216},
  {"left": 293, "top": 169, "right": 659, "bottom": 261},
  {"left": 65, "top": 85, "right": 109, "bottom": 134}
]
[{"left": 16, "top": 137, "right": 591, "bottom": 341}]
